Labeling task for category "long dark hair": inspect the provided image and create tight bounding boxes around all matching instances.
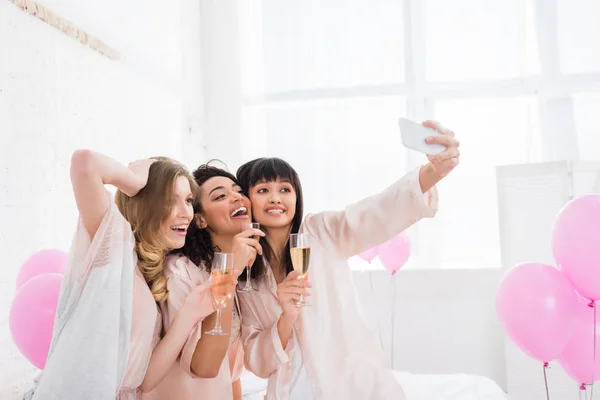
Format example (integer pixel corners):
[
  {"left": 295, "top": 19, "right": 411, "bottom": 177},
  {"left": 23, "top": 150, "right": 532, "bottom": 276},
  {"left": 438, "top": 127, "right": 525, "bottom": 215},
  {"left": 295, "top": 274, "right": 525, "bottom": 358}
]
[
  {"left": 172, "top": 161, "right": 238, "bottom": 271},
  {"left": 236, "top": 157, "right": 304, "bottom": 280}
]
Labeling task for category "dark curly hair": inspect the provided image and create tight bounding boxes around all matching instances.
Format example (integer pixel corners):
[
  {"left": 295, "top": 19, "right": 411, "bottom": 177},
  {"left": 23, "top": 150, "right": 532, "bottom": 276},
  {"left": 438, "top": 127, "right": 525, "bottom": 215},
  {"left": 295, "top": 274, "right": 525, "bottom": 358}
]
[
  {"left": 171, "top": 161, "right": 237, "bottom": 271},
  {"left": 236, "top": 157, "right": 304, "bottom": 281}
]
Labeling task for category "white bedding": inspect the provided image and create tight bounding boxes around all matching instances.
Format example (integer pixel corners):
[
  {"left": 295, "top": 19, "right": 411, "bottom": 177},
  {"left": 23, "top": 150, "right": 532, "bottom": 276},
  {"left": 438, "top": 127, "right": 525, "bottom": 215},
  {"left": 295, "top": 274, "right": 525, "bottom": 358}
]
[{"left": 241, "top": 370, "right": 509, "bottom": 400}]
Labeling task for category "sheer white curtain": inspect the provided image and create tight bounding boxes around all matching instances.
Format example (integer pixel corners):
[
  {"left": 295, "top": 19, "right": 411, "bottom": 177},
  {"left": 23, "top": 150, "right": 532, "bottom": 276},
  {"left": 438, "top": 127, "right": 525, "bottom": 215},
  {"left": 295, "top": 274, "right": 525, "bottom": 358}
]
[{"left": 203, "top": 0, "right": 600, "bottom": 270}]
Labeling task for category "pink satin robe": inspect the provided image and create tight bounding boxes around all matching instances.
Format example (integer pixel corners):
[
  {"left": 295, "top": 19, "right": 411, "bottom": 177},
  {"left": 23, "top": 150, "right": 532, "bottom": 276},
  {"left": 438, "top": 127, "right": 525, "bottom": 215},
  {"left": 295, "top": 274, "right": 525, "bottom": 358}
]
[{"left": 142, "top": 254, "right": 245, "bottom": 400}]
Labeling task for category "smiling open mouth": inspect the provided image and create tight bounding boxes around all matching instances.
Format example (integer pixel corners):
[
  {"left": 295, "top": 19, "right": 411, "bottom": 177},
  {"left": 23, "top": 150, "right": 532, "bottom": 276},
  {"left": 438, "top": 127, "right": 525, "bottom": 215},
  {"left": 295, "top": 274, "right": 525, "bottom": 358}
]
[
  {"left": 171, "top": 225, "right": 187, "bottom": 232},
  {"left": 231, "top": 207, "right": 248, "bottom": 217}
]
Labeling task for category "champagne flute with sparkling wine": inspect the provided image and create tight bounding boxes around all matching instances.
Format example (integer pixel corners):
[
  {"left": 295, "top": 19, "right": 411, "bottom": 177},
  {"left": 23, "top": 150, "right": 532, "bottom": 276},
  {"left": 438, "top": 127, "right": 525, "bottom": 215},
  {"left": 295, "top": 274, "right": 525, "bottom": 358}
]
[
  {"left": 205, "top": 252, "right": 235, "bottom": 336},
  {"left": 290, "top": 233, "right": 310, "bottom": 307},
  {"left": 238, "top": 222, "right": 260, "bottom": 293}
]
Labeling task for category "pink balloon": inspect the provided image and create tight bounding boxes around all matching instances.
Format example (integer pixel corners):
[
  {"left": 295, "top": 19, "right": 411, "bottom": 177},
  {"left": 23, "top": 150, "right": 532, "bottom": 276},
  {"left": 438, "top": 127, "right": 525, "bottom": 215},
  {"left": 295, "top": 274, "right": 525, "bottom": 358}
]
[
  {"left": 558, "top": 299, "right": 600, "bottom": 385},
  {"left": 552, "top": 195, "right": 600, "bottom": 300},
  {"left": 9, "top": 273, "right": 62, "bottom": 369},
  {"left": 378, "top": 232, "right": 411, "bottom": 275},
  {"left": 359, "top": 247, "right": 379, "bottom": 263},
  {"left": 496, "top": 263, "right": 579, "bottom": 362},
  {"left": 16, "top": 249, "right": 67, "bottom": 290}
]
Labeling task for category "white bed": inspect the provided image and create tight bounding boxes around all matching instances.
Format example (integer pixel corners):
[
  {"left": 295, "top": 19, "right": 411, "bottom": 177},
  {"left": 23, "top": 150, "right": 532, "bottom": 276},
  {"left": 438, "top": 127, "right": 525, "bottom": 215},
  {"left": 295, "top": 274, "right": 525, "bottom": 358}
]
[{"left": 241, "top": 370, "right": 509, "bottom": 400}]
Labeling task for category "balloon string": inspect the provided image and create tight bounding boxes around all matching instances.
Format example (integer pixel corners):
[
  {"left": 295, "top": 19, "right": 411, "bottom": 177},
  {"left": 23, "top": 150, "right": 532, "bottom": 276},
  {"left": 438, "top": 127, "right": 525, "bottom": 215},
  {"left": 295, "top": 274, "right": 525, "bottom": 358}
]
[
  {"left": 592, "top": 300, "right": 596, "bottom": 400},
  {"left": 543, "top": 362, "right": 550, "bottom": 400}
]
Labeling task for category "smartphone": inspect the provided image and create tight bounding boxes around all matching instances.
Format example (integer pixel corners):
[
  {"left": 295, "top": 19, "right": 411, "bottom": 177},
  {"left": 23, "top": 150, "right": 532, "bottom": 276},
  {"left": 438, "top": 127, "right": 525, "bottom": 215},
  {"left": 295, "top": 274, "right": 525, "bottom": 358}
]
[{"left": 398, "top": 117, "right": 446, "bottom": 155}]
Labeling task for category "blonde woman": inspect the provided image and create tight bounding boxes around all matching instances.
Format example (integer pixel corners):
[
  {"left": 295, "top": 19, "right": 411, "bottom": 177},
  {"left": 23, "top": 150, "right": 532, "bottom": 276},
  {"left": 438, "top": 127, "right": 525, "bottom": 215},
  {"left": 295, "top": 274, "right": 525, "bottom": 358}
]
[{"left": 27, "top": 151, "right": 220, "bottom": 399}]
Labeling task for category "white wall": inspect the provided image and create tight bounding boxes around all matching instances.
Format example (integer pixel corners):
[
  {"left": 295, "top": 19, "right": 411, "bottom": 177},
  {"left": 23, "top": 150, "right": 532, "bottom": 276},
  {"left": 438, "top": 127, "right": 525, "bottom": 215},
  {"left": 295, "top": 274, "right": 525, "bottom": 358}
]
[
  {"left": 0, "top": 2, "right": 202, "bottom": 398},
  {"left": 199, "top": 0, "right": 245, "bottom": 171},
  {"left": 353, "top": 269, "right": 507, "bottom": 390}
]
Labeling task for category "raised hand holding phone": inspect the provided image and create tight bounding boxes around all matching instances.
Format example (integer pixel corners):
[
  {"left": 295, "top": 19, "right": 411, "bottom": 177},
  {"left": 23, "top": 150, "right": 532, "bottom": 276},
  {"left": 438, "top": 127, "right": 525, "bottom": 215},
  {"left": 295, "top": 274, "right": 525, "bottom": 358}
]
[{"left": 398, "top": 117, "right": 445, "bottom": 155}]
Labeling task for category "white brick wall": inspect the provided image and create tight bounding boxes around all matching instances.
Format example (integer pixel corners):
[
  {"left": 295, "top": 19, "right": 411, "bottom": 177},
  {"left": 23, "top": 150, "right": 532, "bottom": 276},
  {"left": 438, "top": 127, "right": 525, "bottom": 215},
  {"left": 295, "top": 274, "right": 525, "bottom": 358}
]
[{"left": 0, "top": 2, "right": 200, "bottom": 398}]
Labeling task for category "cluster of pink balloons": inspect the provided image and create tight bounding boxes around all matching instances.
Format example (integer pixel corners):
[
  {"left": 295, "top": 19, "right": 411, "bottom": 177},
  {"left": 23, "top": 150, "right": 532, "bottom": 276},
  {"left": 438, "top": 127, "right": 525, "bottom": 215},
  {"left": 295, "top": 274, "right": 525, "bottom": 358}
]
[
  {"left": 496, "top": 194, "right": 600, "bottom": 386},
  {"left": 358, "top": 232, "right": 411, "bottom": 274},
  {"left": 9, "top": 249, "right": 67, "bottom": 369}
]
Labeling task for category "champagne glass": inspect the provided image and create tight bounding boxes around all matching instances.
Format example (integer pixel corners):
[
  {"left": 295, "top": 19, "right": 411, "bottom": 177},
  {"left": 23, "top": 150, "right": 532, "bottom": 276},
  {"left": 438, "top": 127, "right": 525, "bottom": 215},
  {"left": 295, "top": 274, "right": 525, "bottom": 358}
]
[
  {"left": 238, "top": 222, "right": 260, "bottom": 293},
  {"left": 290, "top": 233, "right": 310, "bottom": 307},
  {"left": 205, "top": 252, "right": 235, "bottom": 336}
]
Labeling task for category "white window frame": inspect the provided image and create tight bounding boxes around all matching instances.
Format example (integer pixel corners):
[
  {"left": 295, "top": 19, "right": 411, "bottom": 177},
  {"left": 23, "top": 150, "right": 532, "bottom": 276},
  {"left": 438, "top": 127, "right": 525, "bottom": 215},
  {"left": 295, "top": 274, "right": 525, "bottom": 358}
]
[{"left": 202, "top": 0, "right": 600, "bottom": 269}]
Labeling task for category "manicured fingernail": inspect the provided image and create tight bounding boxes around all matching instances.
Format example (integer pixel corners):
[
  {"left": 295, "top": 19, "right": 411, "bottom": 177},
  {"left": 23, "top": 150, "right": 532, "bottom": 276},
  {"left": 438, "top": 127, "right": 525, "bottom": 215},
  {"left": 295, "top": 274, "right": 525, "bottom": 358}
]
[{"left": 425, "top": 137, "right": 433, "bottom": 143}]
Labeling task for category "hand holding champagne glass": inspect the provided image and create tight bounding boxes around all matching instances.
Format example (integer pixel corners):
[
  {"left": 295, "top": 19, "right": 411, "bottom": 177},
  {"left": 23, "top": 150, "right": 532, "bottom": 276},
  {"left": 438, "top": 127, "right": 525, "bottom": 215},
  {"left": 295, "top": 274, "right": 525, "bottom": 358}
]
[
  {"left": 290, "top": 233, "right": 310, "bottom": 307},
  {"left": 205, "top": 252, "right": 235, "bottom": 336}
]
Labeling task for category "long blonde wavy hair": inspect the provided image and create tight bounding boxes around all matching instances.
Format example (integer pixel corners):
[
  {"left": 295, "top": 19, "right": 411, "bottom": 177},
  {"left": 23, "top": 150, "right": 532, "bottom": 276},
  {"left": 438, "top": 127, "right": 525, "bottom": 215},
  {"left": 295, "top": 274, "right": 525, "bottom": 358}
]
[{"left": 115, "top": 157, "right": 198, "bottom": 303}]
